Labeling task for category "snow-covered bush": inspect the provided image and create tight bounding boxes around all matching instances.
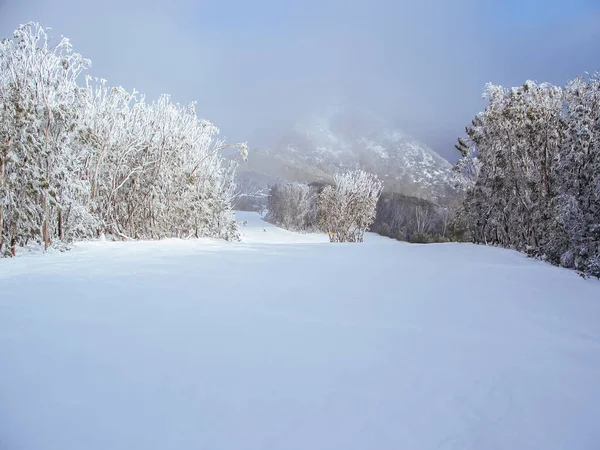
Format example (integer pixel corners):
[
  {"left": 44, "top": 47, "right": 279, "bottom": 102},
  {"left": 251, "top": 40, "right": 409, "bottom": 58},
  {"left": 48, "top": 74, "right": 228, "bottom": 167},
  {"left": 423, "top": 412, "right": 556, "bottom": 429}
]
[
  {"left": 265, "top": 172, "right": 382, "bottom": 243},
  {"left": 0, "top": 22, "right": 247, "bottom": 256},
  {"left": 318, "top": 170, "right": 383, "bottom": 243}
]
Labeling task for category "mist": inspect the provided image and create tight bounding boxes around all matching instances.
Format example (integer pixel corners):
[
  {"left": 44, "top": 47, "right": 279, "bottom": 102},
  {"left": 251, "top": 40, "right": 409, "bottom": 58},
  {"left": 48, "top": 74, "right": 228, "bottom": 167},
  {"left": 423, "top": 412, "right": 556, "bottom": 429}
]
[{"left": 1, "top": 0, "right": 598, "bottom": 161}]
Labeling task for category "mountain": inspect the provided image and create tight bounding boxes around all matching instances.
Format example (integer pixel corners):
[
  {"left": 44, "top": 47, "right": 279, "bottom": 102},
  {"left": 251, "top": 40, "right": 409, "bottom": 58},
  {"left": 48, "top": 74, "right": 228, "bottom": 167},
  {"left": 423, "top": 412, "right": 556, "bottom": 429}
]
[{"left": 236, "top": 107, "right": 461, "bottom": 207}]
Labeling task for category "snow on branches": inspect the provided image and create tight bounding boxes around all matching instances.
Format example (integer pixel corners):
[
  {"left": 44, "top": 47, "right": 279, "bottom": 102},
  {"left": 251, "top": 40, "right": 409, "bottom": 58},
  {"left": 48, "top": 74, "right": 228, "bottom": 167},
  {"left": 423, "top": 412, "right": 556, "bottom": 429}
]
[
  {"left": 456, "top": 76, "right": 600, "bottom": 277},
  {"left": 0, "top": 22, "right": 247, "bottom": 256},
  {"left": 265, "top": 182, "right": 319, "bottom": 231},
  {"left": 319, "top": 170, "right": 383, "bottom": 243}
]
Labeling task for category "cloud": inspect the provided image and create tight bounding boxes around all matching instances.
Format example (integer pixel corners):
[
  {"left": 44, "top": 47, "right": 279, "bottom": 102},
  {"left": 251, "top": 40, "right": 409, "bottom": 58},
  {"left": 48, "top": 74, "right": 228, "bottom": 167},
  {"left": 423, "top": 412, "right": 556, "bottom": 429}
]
[{"left": 1, "top": 0, "right": 598, "bottom": 161}]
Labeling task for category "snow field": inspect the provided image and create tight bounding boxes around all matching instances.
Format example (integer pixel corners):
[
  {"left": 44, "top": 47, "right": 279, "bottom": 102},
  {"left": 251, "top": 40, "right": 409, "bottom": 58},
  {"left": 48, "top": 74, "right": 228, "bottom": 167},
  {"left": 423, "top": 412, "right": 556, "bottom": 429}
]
[{"left": 1, "top": 212, "right": 599, "bottom": 450}]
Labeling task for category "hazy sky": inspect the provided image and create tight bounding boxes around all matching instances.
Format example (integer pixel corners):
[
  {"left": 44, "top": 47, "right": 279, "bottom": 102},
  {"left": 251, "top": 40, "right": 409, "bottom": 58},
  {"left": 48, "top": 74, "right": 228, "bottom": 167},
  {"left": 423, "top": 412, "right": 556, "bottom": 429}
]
[{"left": 1, "top": 0, "right": 599, "bottom": 161}]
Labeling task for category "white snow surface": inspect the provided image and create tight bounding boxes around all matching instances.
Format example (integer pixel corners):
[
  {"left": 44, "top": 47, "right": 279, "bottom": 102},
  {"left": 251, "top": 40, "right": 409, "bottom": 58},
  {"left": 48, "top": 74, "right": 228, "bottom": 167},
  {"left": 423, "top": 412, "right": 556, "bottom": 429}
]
[{"left": 1, "top": 212, "right": 600, "bottom": 450}]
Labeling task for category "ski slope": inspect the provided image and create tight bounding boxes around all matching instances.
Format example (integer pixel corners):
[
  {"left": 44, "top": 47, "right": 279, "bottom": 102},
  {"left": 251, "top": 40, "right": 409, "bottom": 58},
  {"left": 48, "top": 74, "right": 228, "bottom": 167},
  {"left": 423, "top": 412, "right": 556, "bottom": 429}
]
[{"left": 1, "top": 212, "right": 599, "bottom": 450}]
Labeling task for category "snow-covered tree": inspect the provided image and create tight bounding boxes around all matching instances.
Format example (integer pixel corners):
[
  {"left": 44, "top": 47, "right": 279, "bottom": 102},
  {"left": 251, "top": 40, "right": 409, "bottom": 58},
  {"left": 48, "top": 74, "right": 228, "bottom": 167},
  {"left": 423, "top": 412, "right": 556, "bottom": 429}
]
[
  {"left": 456, "top": 75, "right": 600, "bottom": 277},
  {"left": 318, "top": 170, "right": 383, "bottom": 243},
  {"left": 0, "top": 22, "right": 247, "bottom": 256},
  {"left": 265, "top": 182, "right": 319, "bottom": 231},
  {"left": 555, "top": 75, "right": 600, "bottom": 275},
  {"left": 0, "top": 23, "right": 91, "bottom": 254}
]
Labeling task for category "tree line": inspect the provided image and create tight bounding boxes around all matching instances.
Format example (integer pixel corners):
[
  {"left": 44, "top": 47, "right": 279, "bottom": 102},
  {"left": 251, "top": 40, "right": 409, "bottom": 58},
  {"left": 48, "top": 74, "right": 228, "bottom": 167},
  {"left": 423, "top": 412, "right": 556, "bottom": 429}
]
[
  {"left": 370, "top": 193, "right": 462, "bottom": 243},
  {"left": 0, "top": 23, "right": 247, "bottom": 256},
  {"left": 265, "top": 170, "right": 462, "bottom": 244},
  {"left": 455, "top": 76, "right": 600, "bottom": 277}
]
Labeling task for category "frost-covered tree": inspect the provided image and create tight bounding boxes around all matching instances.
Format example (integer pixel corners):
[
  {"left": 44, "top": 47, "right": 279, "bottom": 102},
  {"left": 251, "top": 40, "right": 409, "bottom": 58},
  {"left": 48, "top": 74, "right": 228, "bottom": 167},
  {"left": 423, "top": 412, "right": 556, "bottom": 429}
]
[
  {"left": 0, "top": 23, "right": 91, "bottom": 254},
  {"left": 555, "top": 76, "right": 600, "bottom": 275},
  {"left": 456, "top": 75, "right": 600, "bottom": 277},
  {"left": 318, "top": 170, "right": 383, "bottom": 243},
  {"left": 265, "top": 182, "right": 319, "bottom": 231},
  {"left": 0, "top": 22, "right": 247, "bottom": 256}
]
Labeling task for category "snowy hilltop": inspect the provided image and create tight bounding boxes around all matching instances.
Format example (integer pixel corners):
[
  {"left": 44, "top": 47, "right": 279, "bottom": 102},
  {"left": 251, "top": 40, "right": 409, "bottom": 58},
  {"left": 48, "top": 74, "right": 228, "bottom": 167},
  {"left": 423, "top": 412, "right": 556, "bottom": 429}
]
[{"left": 238, "top": 107, "right": 461, "bottom": 205}]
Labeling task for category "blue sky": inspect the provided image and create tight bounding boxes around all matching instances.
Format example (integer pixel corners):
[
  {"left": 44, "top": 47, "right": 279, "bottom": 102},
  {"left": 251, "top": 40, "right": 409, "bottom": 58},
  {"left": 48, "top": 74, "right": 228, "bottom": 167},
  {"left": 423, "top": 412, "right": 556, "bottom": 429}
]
[
  {"left": 482, "top": 0, "right": 598, "bottom": 23},
  {"left": 1, "top": 0, "right": 598, "bottom": 161}
]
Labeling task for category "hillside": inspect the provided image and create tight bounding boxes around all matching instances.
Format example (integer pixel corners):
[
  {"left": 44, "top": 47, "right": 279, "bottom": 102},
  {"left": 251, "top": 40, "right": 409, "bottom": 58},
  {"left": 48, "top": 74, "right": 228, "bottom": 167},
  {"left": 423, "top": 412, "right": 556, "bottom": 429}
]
[
  {"left": 237, "top": 108, "right": 461, "bottom": 205},
  {"left": 1, "top": 212, "right": 600, "bottom": 450}
]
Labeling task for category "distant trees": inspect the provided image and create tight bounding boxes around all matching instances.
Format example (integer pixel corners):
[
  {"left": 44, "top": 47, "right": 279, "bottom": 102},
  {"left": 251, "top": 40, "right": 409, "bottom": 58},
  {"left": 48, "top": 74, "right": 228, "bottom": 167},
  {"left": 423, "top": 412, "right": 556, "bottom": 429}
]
[
  {"left": 318, "top": 170, "right": 383, "bottom": 242},
  {"left": 370, "top": 193, "right": 461, "bottom": 243},
  {"left": 265, "top": 172, "right": 465, "bottom": 243},
  {"left": 456, "top": 76, "right": 600, "bottom": 277},
  {"left": 265, "top": 182, "right": 319, "bottom": 231},
  {"left": 233, "top": 172, "right": 271, "bottom": 213},
  {"left": 0, "top": 23, "right": 247, "bottom": 256},
  {"left": 265, "top": 171, "right": 382, "bottom": 242}
]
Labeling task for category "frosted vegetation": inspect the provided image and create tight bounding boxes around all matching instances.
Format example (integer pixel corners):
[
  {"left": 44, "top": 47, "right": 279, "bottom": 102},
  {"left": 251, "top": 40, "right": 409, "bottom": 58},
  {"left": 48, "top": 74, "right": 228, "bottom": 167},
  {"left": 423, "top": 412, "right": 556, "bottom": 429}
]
[
  {"left": 266, "top": 182, "right": 458, "bottom": 244},
  {"left": 265, "top": 78, "right": 600, "bottom": 277},
  {"left": 266, "top": 170, "right": 383, "bottom": 243},
  {"left": 0, "top": 23, "right": 248, "bottom": 257},
  {"left": 456, "top": 79, "right": 600, "bottom": 277},
  {"left": 1, "top": 22, "right": 599, "bottom": 279}
]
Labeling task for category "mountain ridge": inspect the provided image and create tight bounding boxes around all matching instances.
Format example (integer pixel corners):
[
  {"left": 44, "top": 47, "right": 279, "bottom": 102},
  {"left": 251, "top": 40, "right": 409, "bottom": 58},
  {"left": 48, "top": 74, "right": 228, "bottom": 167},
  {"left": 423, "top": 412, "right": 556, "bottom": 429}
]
[{"left": 235, "top": 108, "right": 461, "bottom": 207}]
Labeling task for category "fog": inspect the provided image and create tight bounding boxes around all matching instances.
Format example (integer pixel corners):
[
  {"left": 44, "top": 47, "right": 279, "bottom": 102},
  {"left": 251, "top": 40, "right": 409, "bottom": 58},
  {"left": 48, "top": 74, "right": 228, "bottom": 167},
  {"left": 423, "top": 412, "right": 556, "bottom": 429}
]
[{"left": 1, "top": 0, "right": 598, "bottom": 161}]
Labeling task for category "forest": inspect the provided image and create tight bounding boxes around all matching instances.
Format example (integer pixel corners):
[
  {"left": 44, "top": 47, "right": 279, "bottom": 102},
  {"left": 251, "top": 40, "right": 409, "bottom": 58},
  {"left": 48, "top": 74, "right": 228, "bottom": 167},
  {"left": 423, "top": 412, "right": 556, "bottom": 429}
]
[
  {"left": 0, "top": 23, "right": 247, "bottom": 256},
  {"left": 455, "top": 78, "right": 600, "bottom": 277}
]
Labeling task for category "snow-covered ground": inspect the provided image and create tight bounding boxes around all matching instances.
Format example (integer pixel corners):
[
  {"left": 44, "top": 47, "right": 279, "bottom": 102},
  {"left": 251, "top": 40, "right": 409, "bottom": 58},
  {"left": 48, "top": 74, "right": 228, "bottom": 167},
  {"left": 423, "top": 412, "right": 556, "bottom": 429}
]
[{"left": 1, "top": 212, "right": 600, "bottom": 450}]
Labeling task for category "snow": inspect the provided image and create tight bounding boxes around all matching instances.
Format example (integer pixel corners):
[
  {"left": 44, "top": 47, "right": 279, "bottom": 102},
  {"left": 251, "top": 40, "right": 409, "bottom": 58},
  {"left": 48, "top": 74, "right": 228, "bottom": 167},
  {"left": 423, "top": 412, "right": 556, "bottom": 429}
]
[
  {"left": 253, "top": 108, "right": 458, "bottom": 202},
  {"left": 1, "top": 212, "right": 600, "bottom": 450},
  {"left": 361, "top": 139, "right": 389, "bottom": 159}
]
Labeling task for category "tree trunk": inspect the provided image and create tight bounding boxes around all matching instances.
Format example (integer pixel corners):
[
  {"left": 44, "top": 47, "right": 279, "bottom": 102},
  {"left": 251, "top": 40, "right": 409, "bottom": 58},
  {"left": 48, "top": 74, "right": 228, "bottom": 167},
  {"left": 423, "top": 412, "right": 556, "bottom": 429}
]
[
  {"left": 58, "top": 209, "right": 64, "bottom": 241},
  {"left": 42, "top": 197, "right": 50, "bottom": 250},
  {"left": 91, "top": 140, "right": 109, "bottom": 200},
  {"left": 10, "top": 218, "right": 17, "bottom": 257}
]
